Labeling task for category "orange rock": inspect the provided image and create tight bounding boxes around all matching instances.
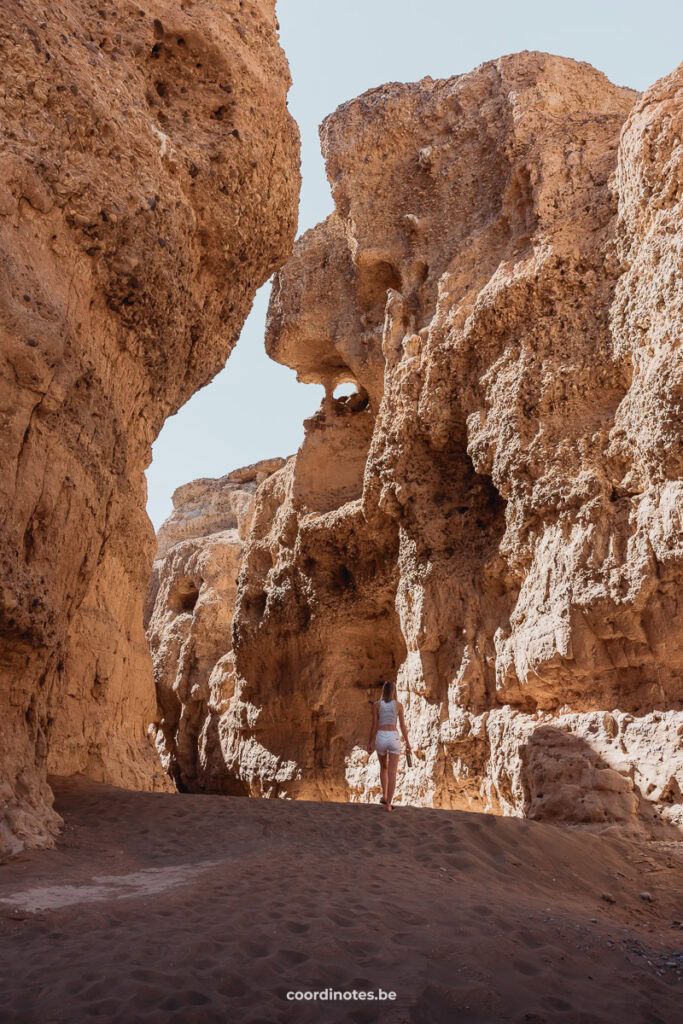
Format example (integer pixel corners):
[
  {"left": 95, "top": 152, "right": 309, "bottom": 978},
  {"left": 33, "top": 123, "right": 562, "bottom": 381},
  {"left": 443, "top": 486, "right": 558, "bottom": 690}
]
[
  {"left": 152, "top": 54, "right": 682, "bottom": 828},
  {"left": 0, "top": 0, "right": 299, "bottom": 857},
  {"left": 146, "top": 460, "right": 285, "bottom": 792}
]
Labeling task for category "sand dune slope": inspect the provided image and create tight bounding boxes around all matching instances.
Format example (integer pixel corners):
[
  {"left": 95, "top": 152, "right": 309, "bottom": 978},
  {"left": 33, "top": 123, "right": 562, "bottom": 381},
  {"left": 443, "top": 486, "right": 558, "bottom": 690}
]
[{"left": 0, "top": 778, "right": 681, "bottom": 1023}]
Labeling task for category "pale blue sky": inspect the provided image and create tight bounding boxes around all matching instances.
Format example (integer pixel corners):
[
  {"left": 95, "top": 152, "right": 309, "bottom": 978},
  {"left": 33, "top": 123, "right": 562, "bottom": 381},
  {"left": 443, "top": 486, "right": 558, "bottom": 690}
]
[{"left": 145, "top": 0, "right": 682, "bottom": 529}]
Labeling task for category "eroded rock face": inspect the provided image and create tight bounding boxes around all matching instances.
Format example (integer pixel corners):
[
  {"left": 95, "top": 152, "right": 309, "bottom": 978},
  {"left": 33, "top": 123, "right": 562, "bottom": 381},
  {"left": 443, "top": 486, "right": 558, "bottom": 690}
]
[
  {"left": 146, "top": 459, "right": 286, "bottom": 792},
  {"left": 0, "top": 0, "right": 299, "bottom": 856},
  {"left": 150, "top": 52, "right": 682, "bottom": 830}
]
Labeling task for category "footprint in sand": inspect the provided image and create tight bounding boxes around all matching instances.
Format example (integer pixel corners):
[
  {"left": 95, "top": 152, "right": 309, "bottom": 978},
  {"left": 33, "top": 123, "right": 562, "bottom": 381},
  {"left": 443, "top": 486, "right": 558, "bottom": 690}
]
[
  {"left": 329, "top": 913, "right": 353, "bottom": 928},
  {"left": 437, "top": 837, "right": 463, "bottom": 851},
  {"left": 217, "top": 976, "right": 248, "bottom": 997},
  {"left": 125, "top": 985, "right": 167, "bottom": 1012},
  {"left": 349, "top": 976, "right": 375, "bottom": 990},
  {"left": 84, "top": 998, "right": 120, "bottom": 1016},
  {"left": 542, "top": 995, "right": 572, "bottom": 1012},
  {"left": 78, "top": 980, "right": 111, "bottom": 1001},
  {"left": 516, "top": 929, "right": 544, "bottom": 949},
  {"left": 277, "top": 948, "right": 309, "bottom": 966},
  {"left": 244, "top": 942, "right": 269, "bottom": 958},
  {"left": 65, "top": 979, "right": 87, "bottom": 996},
  {"left": 178, "top": 990, "right": 213, "bottom": 1006},
  {"left": 286, "top": 920, "right": 310, "bottom": 934},
  {"left": 338, "top": 939, "right": 374, "bottom": 957},
  {"left": 130, "top": 967, "right": 170, "bottom": 984},
  {"left": 445, "top": 855, "right": 474, "bottom": 870},
  {"left": 160, "top": 991, "right": 210, "bottom": 1011},
  {"left": 513, "top": 959, "right": 542, "bottom": 976}
]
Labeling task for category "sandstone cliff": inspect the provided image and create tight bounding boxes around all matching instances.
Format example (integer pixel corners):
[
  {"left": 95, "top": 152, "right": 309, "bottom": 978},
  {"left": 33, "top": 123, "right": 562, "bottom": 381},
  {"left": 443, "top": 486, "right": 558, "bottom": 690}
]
[
  {"left": 0, "top": 0, "right": 299, "bottom": 857},
  {"left": 149, "top": 52, "right": 682, "bottom": 830},
  {"left": 146, "top": 459, "right": 285, "bottom": 792}
]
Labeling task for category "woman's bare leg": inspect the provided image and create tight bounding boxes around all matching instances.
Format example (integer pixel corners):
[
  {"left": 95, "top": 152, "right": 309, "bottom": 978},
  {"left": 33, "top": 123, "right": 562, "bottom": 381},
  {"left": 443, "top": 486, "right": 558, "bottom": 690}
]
[
  {"left": 386, "top": 754, "right": 399, "bottom": 810},
  {"left": 378, "top": 753, "right": 388, "bottom": 802}
]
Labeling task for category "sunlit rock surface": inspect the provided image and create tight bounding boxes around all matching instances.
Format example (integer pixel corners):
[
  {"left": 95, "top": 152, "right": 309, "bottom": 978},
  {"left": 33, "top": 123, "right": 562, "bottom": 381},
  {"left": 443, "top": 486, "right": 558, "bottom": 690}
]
[
  {"left": 149, "top": 53, "right": 682, "bottom": 829},
  {"left": 0, "top": 0, "right": 299, "bottom": 857}
]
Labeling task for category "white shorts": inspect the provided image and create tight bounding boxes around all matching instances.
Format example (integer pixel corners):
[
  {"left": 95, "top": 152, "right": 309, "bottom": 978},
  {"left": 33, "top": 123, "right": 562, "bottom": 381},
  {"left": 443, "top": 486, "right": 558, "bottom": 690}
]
[{"left": 375, "top": 731, "right": 401, "bottom": 756}]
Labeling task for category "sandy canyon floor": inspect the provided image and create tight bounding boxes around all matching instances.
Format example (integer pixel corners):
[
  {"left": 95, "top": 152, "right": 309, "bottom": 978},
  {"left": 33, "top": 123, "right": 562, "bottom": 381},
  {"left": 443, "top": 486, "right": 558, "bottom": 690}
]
[{"left": 0, "top": 779, "right": 681, "bottom": 1023}]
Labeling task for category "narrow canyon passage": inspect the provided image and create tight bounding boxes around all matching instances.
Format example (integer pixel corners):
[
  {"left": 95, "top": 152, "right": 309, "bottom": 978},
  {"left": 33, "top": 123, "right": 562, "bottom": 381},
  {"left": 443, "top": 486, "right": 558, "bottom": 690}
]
[
  {"left": 0, "top": 1, "right": 681, "bottom": 1019},
  {"left": 0, "top": 778, "right": 681, "bottom": 1023},
  {"left": 1, "top": 0, "right": 680, "bottom": 855}
]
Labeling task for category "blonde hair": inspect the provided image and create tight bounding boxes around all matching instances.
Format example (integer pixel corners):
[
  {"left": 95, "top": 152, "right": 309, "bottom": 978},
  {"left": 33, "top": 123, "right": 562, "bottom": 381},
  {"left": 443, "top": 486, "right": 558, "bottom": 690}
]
[{"left": 380, "top": 680, "right": 395, "bottom": 703}]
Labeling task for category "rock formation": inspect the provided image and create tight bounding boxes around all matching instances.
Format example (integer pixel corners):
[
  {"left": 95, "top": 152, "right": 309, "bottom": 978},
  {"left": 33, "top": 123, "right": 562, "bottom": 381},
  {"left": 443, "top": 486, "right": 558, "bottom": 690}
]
[
  {"left": 149, "top": 52, "right": 682, "bottom": 830},
  {"left": 0, "top": 0, "right": 299, "bottom": 857},
  {"left": 146, "top": 459, "right": 285, "bottom": 792}
]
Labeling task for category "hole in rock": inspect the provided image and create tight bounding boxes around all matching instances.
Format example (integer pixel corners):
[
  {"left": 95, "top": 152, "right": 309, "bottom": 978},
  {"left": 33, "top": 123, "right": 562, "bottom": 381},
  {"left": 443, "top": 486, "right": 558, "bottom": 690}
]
[
  {"left": 244, "top": 591, "right": 267, "bottom": 624},
  {"left": 331, "top": 565, "right": 354, "bottom": 594},
  {"left": 168, "top": 577, "right": 200, "bottom": 614},
  {"left": 333, "top": 382, "right": 356, "bottom": 399},
  {"left": 357, "top": 259, "right": 402, "bottom": 314}
]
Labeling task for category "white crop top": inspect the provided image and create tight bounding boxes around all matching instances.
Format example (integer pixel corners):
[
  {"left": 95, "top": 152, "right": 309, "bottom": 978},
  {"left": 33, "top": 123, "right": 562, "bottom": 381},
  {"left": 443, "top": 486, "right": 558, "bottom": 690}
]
[{"left": 377, "top": 699, "right": 397, "bottom": 726}]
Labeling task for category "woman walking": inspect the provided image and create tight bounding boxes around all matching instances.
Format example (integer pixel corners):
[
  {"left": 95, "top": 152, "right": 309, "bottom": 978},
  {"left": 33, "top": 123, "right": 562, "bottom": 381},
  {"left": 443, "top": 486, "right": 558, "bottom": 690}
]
[{"left": 368, "top": 681, "right": 411, "bottom": 812}]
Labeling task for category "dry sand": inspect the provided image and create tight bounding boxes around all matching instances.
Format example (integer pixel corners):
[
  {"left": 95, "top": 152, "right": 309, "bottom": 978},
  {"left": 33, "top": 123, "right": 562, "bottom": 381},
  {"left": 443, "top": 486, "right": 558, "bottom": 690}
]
[{"left": 0, "top": 777, "right": 681, "bottom": 1023}]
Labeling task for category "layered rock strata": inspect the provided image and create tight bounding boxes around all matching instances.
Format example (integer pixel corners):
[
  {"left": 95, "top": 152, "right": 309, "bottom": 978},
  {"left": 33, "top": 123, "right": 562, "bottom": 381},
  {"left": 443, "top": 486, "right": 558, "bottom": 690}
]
[
  {"left": 150, "top": 52, "right": 682, "bottom": 830},
  {"left": 0, "top": 0, "right": 299, "bottom": 856}
]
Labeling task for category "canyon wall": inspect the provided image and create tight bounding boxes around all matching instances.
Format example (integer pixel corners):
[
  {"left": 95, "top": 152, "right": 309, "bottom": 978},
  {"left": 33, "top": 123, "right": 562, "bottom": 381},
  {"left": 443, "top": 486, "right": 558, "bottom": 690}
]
[
  {"left": 146, "top": 459, "right": 285, "bottom": 792},
  {"left": 0, "top": 0, "right": 299, "bottom": 857},
  {"left": 149, "top": 52, "right": 682, "bottom": 830}
]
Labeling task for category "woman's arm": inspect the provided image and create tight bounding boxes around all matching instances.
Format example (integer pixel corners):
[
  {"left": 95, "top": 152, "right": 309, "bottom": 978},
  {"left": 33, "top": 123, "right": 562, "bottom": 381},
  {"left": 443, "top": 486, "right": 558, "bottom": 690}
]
[
  {"left": 367, "top": 702, "right": 378, "bottom": 753},
  {"left": 398, "top": 704, "right": 411, "bottom": 750}
]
